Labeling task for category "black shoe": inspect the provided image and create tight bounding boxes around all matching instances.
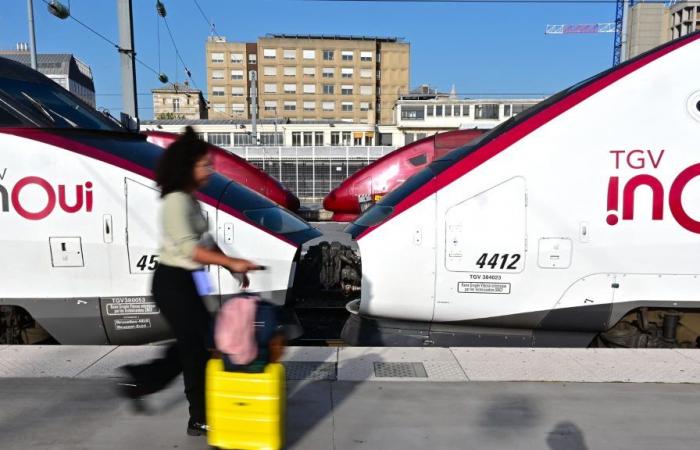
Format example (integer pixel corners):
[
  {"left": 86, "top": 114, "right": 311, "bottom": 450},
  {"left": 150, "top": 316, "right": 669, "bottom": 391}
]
[{"left": 187, "top": 419, "right": 208, "bottom": 436}]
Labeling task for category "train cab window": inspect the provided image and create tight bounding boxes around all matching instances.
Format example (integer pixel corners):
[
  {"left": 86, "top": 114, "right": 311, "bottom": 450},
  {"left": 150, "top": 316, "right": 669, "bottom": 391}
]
[
  {"left": 244, "top": 208, "right": 311, "bottom": 234},
  {"left": 0, "top": 78, "right": 120, "bottom": 131},
  {"left": 0, "top": 104, "right": 23, "bottom": 126},
  {"left": 408, "top": 153, "right": 427, "bottom": 167},
  {"left": 353, "top": 205, "right": 394, "bottom": 228}
]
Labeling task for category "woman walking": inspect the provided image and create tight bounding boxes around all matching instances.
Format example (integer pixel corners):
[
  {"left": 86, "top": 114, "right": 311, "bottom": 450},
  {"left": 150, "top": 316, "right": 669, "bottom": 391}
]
[{"left": 119, "top": 127, "right": 260, "bottom": 436}]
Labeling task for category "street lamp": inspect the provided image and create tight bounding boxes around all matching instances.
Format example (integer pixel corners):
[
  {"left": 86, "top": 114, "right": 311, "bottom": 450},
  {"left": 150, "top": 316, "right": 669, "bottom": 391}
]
[{"left": 48, "top": 0, "right": 70, "bottom": 19}]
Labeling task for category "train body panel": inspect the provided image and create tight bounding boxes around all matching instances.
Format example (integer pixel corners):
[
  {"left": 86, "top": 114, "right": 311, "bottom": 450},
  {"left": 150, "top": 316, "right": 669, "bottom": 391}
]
[{"left": 344, "top": 32, "right": 700, "bottom": 346}]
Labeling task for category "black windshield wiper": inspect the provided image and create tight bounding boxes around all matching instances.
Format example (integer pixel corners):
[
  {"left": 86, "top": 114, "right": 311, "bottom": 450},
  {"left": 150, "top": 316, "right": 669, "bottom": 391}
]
[{"left": 21, "top": 91, "right": 55, "bottom": 123}]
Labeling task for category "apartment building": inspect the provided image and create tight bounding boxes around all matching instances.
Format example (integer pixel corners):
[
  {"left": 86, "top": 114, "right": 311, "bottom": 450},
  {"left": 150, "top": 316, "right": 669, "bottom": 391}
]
[
  {"left": 151, "top": 83, "right": 208, "bottom": 120},
  {"left": 205, "top": 34, "right": 409, "bottom": 125},
  {"left": 626, "top": 1, "right": 699, "bottom": 60}
]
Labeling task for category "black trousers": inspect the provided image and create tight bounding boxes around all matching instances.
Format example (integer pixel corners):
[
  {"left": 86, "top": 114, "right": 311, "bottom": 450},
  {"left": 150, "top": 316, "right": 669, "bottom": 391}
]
[{"left": 127, "top": 264, "right": 211, "bottom": 422}]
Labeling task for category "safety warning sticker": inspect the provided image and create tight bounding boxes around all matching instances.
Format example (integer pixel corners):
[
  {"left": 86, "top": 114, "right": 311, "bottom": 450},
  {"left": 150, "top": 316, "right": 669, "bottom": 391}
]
[
  {"left": 114, "top": 318, "right": 152, "bottom": 330},
  {"left": 105, "top": 297, "right": 160, "bottom": 316},
  {"left": 458, "top": 281, "right": 511, "bottom": 295}
]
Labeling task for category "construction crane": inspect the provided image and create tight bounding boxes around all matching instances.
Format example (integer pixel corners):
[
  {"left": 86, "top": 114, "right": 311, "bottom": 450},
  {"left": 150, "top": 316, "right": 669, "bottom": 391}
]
[{"left": 546, "top": 0, "right": 637, "bottom": 66}]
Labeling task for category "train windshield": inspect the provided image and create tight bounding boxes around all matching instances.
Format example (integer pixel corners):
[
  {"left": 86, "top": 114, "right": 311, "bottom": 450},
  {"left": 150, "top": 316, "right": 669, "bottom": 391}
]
[
  {"left": 0, "top": 77, "right": 120, "bottom": 131},
  {"left": 244, "top": 208, "right": 311, "bottom": 234}
]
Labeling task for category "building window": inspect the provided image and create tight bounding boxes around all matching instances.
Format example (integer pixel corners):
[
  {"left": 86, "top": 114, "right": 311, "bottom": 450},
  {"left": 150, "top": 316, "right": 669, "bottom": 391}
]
[
  {"left": 284, "top": 83, "right": 297, "bottom": 94},
  {"left": 230, "top": 69, "right": 244, "bottom": 80},
  {"left": 230, "top": 53, "right": 243, "bottom": 64},
  {"left": 462, "top": 105, "right": 470, "bottom": 116},
  {"left": 284, "top": 101, "right": 296, "bottom": 111},
  {"left": 379, "top": 133, "right": 392, "bottom": 146},
  {"left": 314, "top": 131, "right": 324, "bottom": 146},
  {"left": 453, "top": 105, "right": 462, "bottom": 116},
  {"left": 341, "top": 102, "right": 353, "bottom": 112},
  {"left": 354, "top": 135, "right": 363, "bottom": 146},
  {"left": 341, "top": 85, "right": 353, "bottom": 95},
  {"left": 303, "top": 84, "right": 316, "bottom": 94},
  {"left": 263, "top": 66, "right": 277, "bottom": 76},
  {"left": 503, "top": 105, "right": 512, "bottom": 117},
  {"left": 283, "top": 49, "right": 296, "bottom": 60},
  {"left": 233, "top": 133, "right": 254, "bottom": 146},
  {"left": 260, "top": 132, "right": 283, "bottom": 145},
  {"left": 360, "top": 85, "right": 372, "bottom": 96},
  {"left": 322, "top": 101, "right": 335, "bottom": 111},
  {"left": 435, "top": 105, "right": 443, "bottom": 116},
  {"left": 211, "top": 52, "right": 224, "bottom": 63},
  {"left": 303, "top": 67, "right": 316, "bottom": 78},
  {"left": 231, "top": 87, "right": 244, "bottom": 96},
  {"left": 475, "top": 104, "right": 499, "bottom": 119},
  {"left": 212, "top": 87, "right": 225, "bottom": 97},
  {"left": 172, "top": 98, "right": 180, "bottom": 112},
  {"left": 212, "top": 70, "right": 224, "bottom": 80},
  {"left": 376, "top": 70, "right": 381, "bottom": 80},
  {"left": 360, "top": 68, "right": 372, "bottom": 79},
  {"left": 264, "top": 100, "right": 277, "bottom": 112},
  {"left": 512, "top": 104, "right": 532, "bottom": 115},
  {"left": 360, "top": 51, "right": 372, "bottom": 62},
  {"left": 303, "top": 132, "right": 313, "bottom": 146},
  {"left": 303, "top": 49, "right": 316, "bottom": 60},
  {"left": 263, "top": 48, "right": 276, "bottom": 59},
  {"left": 303, "top": 101, "right": 315, "bottom": 111},
  {"left": 323, "top": 84, "right": 335, "bottom": 95},
  {"left": 342, "top": 131, "right": 351, "bottom": 145},
  {"left": 212, "top": 103, "right": 225, "bottom": 113},
  {"left": 231, "top": 103, "right": 245, "bottom": 113},
  {"left": 360, "top": 102, "right": 370, "bottom": 111},
  {"left": 248, "top": 54, "right": 257, "bottom": 64},
  {"left": 292, "top": 132, "right": 301, "bottom": 146},
  {"left": 281, "top": 67, "right": 295, "bottom": 78},
  {"left": 264, "top": 83, "right": 277, "bottom": 93},
  {"left": 341, "top": 50, "right": 353, "bottom": 61},
  {"left": 208, "top": 132, "right": 230, "bottom": 147},
  {"left": 323, "top": 49, "right": 334, "bottom": 60},
  {"left": 322, "top": 68, "right": 334, "bottom": 78},
  {"left": 341, "top": 68, "right": 353, "bottom": 78},
  {"left": 445, "top": 105, "right": 452, "bottom": 117},
  {"left": 331, "top": 131, "right": 340, "bottom": 146},
  {"left": 401, "top": 106, "right": 425, "bottom": 120},
  {"left": 427, "top": 105, "right": 434, "bottom": 117}
]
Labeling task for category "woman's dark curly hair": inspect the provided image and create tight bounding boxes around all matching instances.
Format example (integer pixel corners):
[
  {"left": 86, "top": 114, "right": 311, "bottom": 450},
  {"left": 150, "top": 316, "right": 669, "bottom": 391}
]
[{"left": 155, "top": 126, "right": 209, "bottom": 197}]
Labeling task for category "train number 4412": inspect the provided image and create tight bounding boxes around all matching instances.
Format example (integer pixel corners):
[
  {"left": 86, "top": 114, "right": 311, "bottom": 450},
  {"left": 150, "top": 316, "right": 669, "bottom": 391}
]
[{"left": 475, "top": 253, "right": 521, "bottom": 270}]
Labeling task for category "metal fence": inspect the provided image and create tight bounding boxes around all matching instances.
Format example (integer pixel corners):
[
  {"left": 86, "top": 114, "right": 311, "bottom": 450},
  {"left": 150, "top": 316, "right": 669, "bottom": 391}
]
[{"left": 224, "top": 146, "right": 396, "bottom": 205}]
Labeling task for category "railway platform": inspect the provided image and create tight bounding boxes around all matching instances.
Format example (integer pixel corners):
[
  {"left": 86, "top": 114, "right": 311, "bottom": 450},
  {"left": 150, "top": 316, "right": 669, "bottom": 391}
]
[{"left": 1, "top": 346, "right": 700, "bottom": 449}]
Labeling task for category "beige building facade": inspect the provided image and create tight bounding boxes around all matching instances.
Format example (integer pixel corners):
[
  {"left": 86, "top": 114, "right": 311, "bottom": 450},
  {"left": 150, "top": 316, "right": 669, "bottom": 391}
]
[
  {"left": 152, "top": 83, "right": 208, "bottom": 120},
  {"left": 205, "top": 34, "right": 409, "bottom": 125},
  {"left": 626, "top": 1, "right": 699, "bottom": 60}
]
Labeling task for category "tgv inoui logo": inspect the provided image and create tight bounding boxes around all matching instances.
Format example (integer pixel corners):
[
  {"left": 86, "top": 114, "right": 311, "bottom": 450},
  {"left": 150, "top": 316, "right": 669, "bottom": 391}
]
[
  {"left": 0, "top": 171, "right": 93, "bottom": 220},
  {"left": 606, "top": 150, "right": 700, "bottom": 234}
]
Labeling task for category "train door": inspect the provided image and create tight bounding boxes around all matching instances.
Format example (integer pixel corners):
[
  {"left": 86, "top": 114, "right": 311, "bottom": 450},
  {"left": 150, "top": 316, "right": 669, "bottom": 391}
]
[
  {"left": 433, "top": 176, "right": 528, "bottom": 323},
  {"left": 100, "top": 177, "right": 172, "bottom": 344}
]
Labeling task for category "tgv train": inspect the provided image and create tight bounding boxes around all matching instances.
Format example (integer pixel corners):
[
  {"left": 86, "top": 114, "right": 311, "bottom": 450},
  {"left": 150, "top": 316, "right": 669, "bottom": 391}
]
[
  {"left": 144, "top": 131, "right": 301, "bottom": 211},
  {"left": 0, "top": 56, "right": 320, "bottom": 344},
  {"left": 324, "top": 129, "right": 484, "bottom": 221},
  {"left": 342, "top": 31, "right": 700, "bottom": 348}
]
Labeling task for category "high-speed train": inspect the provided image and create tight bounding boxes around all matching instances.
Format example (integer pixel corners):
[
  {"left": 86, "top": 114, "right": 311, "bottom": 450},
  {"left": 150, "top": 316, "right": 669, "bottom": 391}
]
[
  {"left": 144, "top": 131, "right": 301, "bottom": 211},
  {"left": 323, "top": 129, "right": 484, "bottom": 221},
  {"left": 342, "top": 31, "right": 700, "bottom": 348},
  {"left": 0, "top": 56, "right": 320, "bottom": 345}
]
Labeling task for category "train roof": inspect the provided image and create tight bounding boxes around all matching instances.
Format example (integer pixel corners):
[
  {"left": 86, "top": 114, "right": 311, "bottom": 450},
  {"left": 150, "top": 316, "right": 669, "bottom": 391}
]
[{"left": 345, "top": 30, "right": 700, "bottom": 239}]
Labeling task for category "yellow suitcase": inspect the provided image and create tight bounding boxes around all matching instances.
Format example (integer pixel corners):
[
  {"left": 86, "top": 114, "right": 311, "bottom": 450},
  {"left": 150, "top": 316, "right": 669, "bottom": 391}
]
[{"left": 206, "top": 359, "right": 285, "bottom": 450}]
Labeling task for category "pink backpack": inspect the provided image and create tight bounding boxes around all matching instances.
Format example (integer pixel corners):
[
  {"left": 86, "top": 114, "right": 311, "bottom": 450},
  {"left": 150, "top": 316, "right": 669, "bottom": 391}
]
[{"left": 214, "top": 294, "right": 259, "bottom": 365}]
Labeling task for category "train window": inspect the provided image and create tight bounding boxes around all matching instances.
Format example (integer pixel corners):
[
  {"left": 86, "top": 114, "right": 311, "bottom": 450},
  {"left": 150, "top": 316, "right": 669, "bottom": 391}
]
[
  {"left": 353, "top": 205, "right": 394, "bottom": 228},
  {"left": 409, "top": 154, "right": 427, "bottom": 166},
  {"left": 244, "top": 207, "right": 311, "bottom": 234},
  {"left": 0, "top": 104, "right": 23, "bottom": 126},
  {"left": 0, "top": 78, "right": 120, "bottom": 131}
]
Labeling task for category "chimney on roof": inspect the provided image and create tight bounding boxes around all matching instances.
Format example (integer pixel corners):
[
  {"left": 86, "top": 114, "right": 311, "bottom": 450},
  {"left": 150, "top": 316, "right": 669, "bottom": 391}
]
[{"left": 16, "top": 42, "right": 29, "bottom": 52}]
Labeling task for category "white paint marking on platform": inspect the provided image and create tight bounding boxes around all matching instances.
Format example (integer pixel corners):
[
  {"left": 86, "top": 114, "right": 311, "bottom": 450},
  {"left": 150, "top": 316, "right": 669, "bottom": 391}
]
[
  {"left": 0, "top": 346, "right": 116, "bottom": 378},
  {"left": 568, "top": 348, "right": 700, "bottom": 383},
  {"left": 451, "top": 347, "right": 597, "bottom": 382},
  {"left": 338, "top": 347, "right": 466, "bottom": 381},
  {"left": 76, "top": 345, "right": 166, "bottom": 378}
]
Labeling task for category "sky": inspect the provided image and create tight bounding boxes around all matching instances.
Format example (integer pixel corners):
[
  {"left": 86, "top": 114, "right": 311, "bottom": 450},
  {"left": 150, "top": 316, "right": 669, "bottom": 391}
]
[{"left": 1, "top": 0, "right": 617, "bottom": 119}]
